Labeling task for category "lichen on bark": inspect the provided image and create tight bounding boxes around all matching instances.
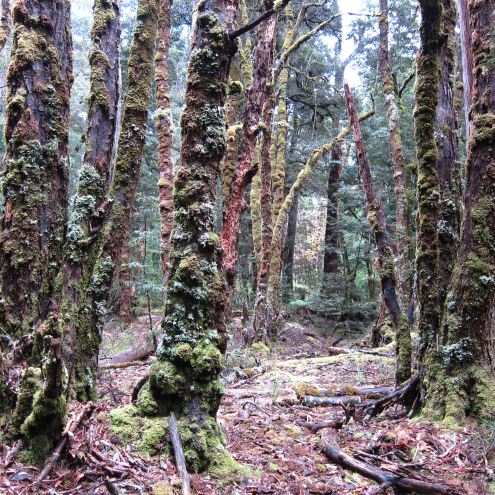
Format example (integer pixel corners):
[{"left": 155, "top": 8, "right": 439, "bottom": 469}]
[{"left": 141, "top": 0, "right": 239, "bottom": 472}]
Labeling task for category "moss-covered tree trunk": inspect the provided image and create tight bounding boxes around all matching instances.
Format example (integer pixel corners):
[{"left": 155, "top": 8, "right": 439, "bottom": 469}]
[
  {"left": 221, "top": 1, "right": 278, "bottom": 290},
  {"left": 67, "top": 0, "right": 158, "bottom": 401},
  {"left": 156, "top": 0, "right": 174, "bottom": 285},
  {"left": 0, "top": 0, "right": 73, "bottom": 338},
  {"left": 422, "top": 0, "right": 495, "bottom": 423},
  {"left": 282, "top": 190, "right": 298, "bottom": 300},
  {"left": 378, "top": 0, "right": 410, "bottom": 305},
  {"left": 344, "top": 83, "right": 411, "bottom": 385},
  {"left": 414, "top": 0, "right": 442, "bottom": 365},
  {"left": 143, "top": 0, "right": 239, "bottom": 472},
  {"left": 119, "top": 239, "right": 134, "bottom": 322},
  {"left": 0, "top": 0, "right": 11, "bottom": 54},
  {"left": 436, "top": 0, "right": 461, "bottom": 311}
]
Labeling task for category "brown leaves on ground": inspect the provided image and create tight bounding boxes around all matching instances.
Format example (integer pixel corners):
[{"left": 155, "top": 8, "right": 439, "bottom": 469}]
[{"left": 1, "top": 318, "right": 493, "bottom": 494}]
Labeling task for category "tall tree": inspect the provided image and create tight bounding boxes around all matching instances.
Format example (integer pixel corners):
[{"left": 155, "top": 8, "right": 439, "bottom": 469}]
[
  {"left": 344, "top": 83, "right": 411, "bottom": 385},
  {"left": 422, "top": 0, "right": 495, "bottom": 423},
  {"left": 142, "top": 0, "right": 239, "bottom": 471},
  {"left": 65, "top": 0, "right": 159, "bottom": 400},
  {"left": 0, "top": 0, "right": 11, "bottom": 54},
  {"left": 378, "top": 0, "right": 409, "bottom": 304},
  {"left": 156, "top": 0, "right": 174, "bottom": 285},
  {"left": 414, "top": 0, "right": 443, "bottom": 365},
  {"left": 458, "top": 0, "right": 473, "bottom": 141},
  {"left": 436, "top": 0, "right": 461, "bottom": 311},
  {"left": 0, "top": 0, "right": 73, "bottom": 337}
]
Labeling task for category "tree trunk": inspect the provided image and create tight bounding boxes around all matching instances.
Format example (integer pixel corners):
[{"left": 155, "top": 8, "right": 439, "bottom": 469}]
[
  {"left": 344, "top": 83, "right": 411, "bottom": 385},
  {"left": 422, "top": 0, "right": 495, "bottom": 424},
  {"left": 156, "top": 0, "right": 174, "bottom": 286},
  {"left": 64, "top": 0, "right": 158, "bottom": 401},
  {"left": 0, "top": 0, "right": 11, "bottom": 54},
  {"left": 378, "top": 0, "right": 409, "bottom": 305},
  {"left": 119, "top": 237, "right": 133, "bottom": 323},
  {"left": 220, "top": 2, "right": 277, "bottom": 289},
  {"left": 436, "top": 0, "right": 461, "bottom": 312},
  {"left": 458, "top": 0, "right": 473, "bottom": 142},
  {"left": 414, "top": 0, "right": 443, "bottom": 363},
  {"left": 144, "top": 0, "right": 239, "bottom": 472},
  {"left": 282, "top": 192, "right": 298, "bottom": 300},
  {"left": 253, "top": 88, "right": 275, "bottom": 341},
  {"left": 0, "top": 0, "right": 72, "bottom": 339}
]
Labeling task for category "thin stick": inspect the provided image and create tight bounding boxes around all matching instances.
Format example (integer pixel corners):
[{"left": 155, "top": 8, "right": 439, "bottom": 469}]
[
  {"left": 2, "top": 440, "right": 22, "bottom": 468},
  {"left": 169, "top": 412, "right": 191, "bottom": 495},
  {"left": 35, "top": 403, "right": 94, "bottom": 484}
]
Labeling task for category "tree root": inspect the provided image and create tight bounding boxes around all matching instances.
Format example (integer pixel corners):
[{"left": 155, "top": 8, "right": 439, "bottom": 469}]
[{"left": 323, "top": 436, "right": 460, "bottom": 495}]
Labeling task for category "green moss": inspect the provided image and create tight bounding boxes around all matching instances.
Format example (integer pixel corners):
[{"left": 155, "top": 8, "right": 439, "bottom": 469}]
[
  {"left": 149, "top": 360, "right": 185, "bottom": 396},
  {"left": 136, "top": 383, "right": 161, "bottom": 416},
  {"left": 91, "top": 1, "right": 116, "bottom": 38},
  {"left": 251, "top": 342, "right": 270, "bottom": 354},
  {"left": 109, "top": 405, "right": 169, "bottom": 455},
  {"left": 191, "top": 342, "right": 223, "bottom": 377},
  {"left": 11, "top": 367, "right": 42, "bottom": 436}
]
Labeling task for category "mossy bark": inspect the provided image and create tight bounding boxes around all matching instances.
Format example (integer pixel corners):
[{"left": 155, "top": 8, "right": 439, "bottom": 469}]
[
  {"left": 0, "top": 0, "right": 73, "bottom": 338},
  {"left": 414, "top": 0, "right": 443, "bottom": 362},
  {"left": 220, "top": 1, "right": 277, "bottom": 289},
  {"left": 64, "top": 0, "right": 158, "bottom": 401},
  {"left": 156, "top": 0, "right": 174, "bottom": 285},
  {"left": 436, "top": 0, "right": 461, "bottom": 312},
  {"left": 378, "top": 0, "right": 410, "bottom": 306},
  {"left": 344, "top": 83, "right": 411, "bottom": 385},
  {"left": 146, "top": 0, "right": 238, "bottom": 472},
  {"left": 458, "top": 0, "right": 473, "bottom": 142},
  {"left": 0, "top": 0, "right": 11, "bottom": 54},
  {"left": 422, "top": 0, "right": 495, "bottom": 423}
]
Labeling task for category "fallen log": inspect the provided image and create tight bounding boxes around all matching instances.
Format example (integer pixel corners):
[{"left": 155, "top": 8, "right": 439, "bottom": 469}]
[
  {"left": 298, "top": 419, "right": 343, "bottom": 433},
  {"left": 294, "top": 383, "right": 392, "bottom": 399},
  {"left": 35, "top": 403, "right": 95, "bottom": 485},
  {"left": 327, "top": 346, "right": 393, "bottom": 358},
  {"left": 323, "top": 439, "right": 460, "bottom": 495},
  {"left": 98, "top": 341, "right": 155, "bottom": 367},
  {"left": 303, "top": 395, "right": 363, "bottom": 407},
  {"left": 99, "top": 359, "right": 149, "bottom": 370},
  {"left": 169, "top": 412, "right": 191, "bottom": 495}
]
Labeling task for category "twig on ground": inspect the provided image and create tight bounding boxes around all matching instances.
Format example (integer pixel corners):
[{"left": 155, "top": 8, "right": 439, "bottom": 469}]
[
  {"left": 169, "top": 412, "right": 191, "bottom": 495},
  {"left": 2, "top": 440, "right": 22, "bottom": 469}
]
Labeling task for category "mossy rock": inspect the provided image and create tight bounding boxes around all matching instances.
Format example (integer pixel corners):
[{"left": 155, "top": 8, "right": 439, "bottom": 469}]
[{"left": 251, "top": 342, "right": 270, "bottom": 355}]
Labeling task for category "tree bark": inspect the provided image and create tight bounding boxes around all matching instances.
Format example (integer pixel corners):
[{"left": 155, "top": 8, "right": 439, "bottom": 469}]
[
  {"left": 144, "top": 0, "right": 239, "bottom": 472},
  {"left": 282, "top": 192, "right": 298, "bottom": 300},
  {"left": 436, "top": 0, "right": 461, "bottom": 312},
  {"left": 220, "top": 1, "right": 278, "bottom": 289},
  {"left": 0, "top": 0, "right": 11, "bottom": 54},
  {"left": 378, "top": 0, "right": 409, "bottom": 305},
  {"left": 156, "top": 0, "right": 174, "bottom": 285},
  {"left": 458, "top": 0, "right": 473, "bottom": 142},
  {"left": 0, "top": 0, "right": 73, "bottom": 338},
  {"left": 422, "top": 0, "right": 495, "bottom": 424},
  {"left": 344, "top": 83, "right": 411, "bottom": 385},
  {"left": 414, "top": 0, "right": 443, "bottom": 364},
  {"left": 64, "top": 0, "right": 158, "bottom": 401}
]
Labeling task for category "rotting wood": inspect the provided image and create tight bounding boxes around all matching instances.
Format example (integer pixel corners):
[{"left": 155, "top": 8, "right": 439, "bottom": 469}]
[
  {"left": 169, "top": 412, "right": 191, "bottom": 495},
  {"left": 98, "top": 341, "right": 155, "bottom": 367}
]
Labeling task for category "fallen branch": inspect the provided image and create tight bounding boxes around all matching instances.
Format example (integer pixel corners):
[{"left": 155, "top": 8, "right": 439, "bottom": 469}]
[
  {"left": 323, "top": 438, "right": 459, "bottom": 495},
  {"left": 104, "top": 478, "right": 120, "bottom": 495},
  {"left": 2, "top": 440, "right": 22, "bottom": 468},
  {"left": 327, "top": 346, "right": 393, "bottom": 358},
  {"left": 360, "top": 375, "right": 419, "bottom": 419},
  {"left": 298, "top": 418, "right": 343, "bottom": 433},
  {"left": 303, "top": 395, "right": 363, "bottom": 407},
  {"left": 169, "top": 412, "right": 191, "bottom": 495},
  {"left": 295, "top": 384, "right": 392, "bottom": 399},
  {"left": 99, "top": 359, "right": 149, "bottom": 370},
  {"left": 35, "top": 403, "right": 95, "bottom": 485}
]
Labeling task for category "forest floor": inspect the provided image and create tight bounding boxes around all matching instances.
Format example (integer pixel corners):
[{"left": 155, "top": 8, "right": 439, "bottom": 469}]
[{"left": 1, "top": 313, "right": 494, "bottom": 494}]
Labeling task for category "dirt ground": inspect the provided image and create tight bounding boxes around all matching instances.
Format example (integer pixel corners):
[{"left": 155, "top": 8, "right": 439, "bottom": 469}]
[{"left": 1, "top": 315, "right": 494, "bottom": 494}]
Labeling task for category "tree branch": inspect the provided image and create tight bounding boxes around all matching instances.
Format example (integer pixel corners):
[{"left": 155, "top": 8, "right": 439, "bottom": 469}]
[{"left": 229, "top": 0, "right": 292, "bottom": 39}]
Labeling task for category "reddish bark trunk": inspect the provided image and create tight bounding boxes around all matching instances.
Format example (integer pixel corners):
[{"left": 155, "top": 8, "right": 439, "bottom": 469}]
[{"left": 220, "top": 4, "right": 278, "bottom": 288}]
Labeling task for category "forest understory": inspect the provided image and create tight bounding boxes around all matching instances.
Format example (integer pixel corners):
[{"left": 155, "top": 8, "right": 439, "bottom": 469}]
[{"left": 1, "top": 313, "right": 492, "bottom": 495}]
